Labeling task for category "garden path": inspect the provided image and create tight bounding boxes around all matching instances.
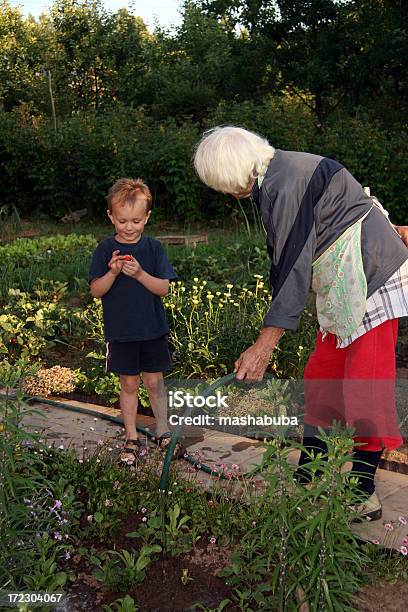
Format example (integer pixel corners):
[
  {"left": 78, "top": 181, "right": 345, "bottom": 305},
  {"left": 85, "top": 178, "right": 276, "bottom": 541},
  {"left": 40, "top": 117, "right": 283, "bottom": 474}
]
[{"left": 21, "top": 398, "right": 408, "bottom": 552}]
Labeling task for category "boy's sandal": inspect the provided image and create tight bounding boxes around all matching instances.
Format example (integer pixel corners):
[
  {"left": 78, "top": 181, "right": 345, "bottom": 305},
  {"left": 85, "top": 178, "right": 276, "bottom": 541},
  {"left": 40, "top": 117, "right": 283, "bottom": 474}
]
[
  {"left": 119, "top": 439, "right": 149, "bottom": 464},
  {"left": 152, "top": 431, "right": 186, "bottom": 460}
]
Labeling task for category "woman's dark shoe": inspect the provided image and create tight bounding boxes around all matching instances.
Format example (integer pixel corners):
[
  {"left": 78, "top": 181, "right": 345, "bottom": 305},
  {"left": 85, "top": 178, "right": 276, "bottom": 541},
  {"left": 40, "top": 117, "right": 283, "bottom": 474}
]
[{"left": 350, "top": 491, "right": 382, "bottom": 521}]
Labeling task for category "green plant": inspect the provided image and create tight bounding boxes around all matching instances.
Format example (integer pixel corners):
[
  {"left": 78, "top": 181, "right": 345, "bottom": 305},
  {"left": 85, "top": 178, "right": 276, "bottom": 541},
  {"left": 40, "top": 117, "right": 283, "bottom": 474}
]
[
  {"left": 21, "top": 534, "right": 67, "bottom": 592},
  {"left": 0, "top": 358, "right": 76, "bottom": 589},
  {"left": 92, "top": 545, "right": 162, "bottom": 591},
  {"left": 103, "top": 595, "right": 138, "bottom": 612},
  {"left": 221, "top": 429, "right": 369, "bottom": 611}
]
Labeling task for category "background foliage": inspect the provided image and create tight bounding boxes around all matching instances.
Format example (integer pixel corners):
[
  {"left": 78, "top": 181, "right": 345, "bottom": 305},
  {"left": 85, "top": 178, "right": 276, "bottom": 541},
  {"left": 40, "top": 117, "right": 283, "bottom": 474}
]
[{"left": 0, "top": 0, "right": 407, "bottom": 223}]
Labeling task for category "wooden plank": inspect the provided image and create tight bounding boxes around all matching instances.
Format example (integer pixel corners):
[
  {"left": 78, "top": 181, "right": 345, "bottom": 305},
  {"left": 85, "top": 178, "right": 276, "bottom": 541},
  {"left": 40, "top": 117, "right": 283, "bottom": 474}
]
[{"left": 155, "top": 234, "right": 208, "bottom": 246}]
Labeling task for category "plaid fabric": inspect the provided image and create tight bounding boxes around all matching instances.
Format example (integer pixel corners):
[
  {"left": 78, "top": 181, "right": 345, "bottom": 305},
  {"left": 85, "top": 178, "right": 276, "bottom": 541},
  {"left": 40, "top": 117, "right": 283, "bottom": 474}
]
[{"left": 337, "top": 258, "right": 408, "bottom": 348}]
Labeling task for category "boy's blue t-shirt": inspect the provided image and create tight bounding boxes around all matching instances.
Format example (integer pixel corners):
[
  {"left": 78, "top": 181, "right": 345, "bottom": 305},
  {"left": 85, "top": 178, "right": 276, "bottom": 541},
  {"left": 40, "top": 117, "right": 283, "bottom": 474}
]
[{"left": 88, "top": 235, "right": 178, "bottom": 342}]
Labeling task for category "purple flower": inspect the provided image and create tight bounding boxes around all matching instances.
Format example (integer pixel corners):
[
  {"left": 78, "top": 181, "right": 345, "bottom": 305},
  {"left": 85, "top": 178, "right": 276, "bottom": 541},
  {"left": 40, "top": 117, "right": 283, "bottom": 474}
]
[
  {"left": 53, "top": 532, "right": 62, "bottom": 541},
  {"left": 53, "top": 500, "right": 62, "bottom": 511},
  {"left": 64, "top": 551, "right": 71, "bottom": 560}
]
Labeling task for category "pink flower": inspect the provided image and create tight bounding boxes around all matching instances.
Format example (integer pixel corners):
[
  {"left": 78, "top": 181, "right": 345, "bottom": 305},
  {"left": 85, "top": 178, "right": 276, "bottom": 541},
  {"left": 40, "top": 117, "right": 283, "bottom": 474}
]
[
  {"left": 371, "top": 539, "right": 380, "bottom": 545},
  {"left": 209, "top": 536, "right": 216, "bottom": 544},
  {"left": 207, "top": 500, "right": 214, "bottom": 507},
  {"left": 400, "top": 546, "right": 408, "bottom": 556},
  {"left": 402, "top": 537, "right": 408, "bottom": 546},
  {"left": 232, "top": 464, "right": 239, "bottom": 470},
  {"left": 384, "top": 523, "right": 394, "bottom": 531},
  {"left": 398, "top": 516, "right": 407, "bottom": 525}
]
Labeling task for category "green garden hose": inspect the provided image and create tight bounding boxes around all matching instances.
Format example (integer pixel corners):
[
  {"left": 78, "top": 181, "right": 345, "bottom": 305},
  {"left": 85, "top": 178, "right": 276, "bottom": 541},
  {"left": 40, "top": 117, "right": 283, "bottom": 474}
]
[
  {"left": 158, "top": 372, "right": 280, "bottom": 490},
  {"left": 1, "top": 372, "right": 282, "bottom": 493}
]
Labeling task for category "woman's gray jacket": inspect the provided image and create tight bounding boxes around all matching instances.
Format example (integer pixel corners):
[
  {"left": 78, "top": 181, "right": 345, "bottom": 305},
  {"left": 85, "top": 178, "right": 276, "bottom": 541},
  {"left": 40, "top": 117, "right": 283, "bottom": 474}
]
[{"left": 251, "top": 149, "right": 408, "bottom": 330}]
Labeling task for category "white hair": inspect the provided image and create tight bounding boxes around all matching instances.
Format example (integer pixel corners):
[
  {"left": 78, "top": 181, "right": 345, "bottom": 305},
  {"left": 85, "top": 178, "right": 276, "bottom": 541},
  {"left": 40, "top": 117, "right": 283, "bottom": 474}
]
[{"left": 193, "top": 126, "right": 275, "bottom": 194}]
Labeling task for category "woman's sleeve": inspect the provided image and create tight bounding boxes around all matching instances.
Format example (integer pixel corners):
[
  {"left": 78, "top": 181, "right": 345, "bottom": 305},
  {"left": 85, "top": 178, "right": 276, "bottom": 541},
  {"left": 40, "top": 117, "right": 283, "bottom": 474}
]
[{"left": 263, "top": 226, "right": 316, "bottom": 330}]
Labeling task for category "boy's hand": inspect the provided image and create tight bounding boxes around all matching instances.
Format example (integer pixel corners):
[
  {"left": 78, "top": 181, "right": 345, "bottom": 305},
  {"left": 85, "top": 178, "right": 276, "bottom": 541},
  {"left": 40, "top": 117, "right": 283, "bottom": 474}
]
[
  {"left": 108, "top": 250, "right": 124, "bottom": 276},
  {"left": 122, "top": 256, "right": 142, "bottom": 279},
  {"left": 394, "top": 225, "right": 408, "bottom": 248}
]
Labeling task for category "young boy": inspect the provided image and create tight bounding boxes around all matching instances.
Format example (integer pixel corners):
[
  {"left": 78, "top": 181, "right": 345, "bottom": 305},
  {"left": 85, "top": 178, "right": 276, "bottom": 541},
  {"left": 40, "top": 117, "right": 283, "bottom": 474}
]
[{"left": 88, "top": 178, "right": 178, "bottom": 464}]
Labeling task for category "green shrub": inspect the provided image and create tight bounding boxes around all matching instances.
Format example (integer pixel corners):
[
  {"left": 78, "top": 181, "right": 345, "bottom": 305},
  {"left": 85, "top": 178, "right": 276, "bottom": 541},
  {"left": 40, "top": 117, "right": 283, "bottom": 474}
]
[{"left": 1, "top": 97, "right": 406, "bottom": 223}]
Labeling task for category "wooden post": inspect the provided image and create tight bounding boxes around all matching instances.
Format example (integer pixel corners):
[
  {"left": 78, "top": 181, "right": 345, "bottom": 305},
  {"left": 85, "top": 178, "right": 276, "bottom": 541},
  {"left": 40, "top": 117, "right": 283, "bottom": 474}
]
[{"left": 47, "top": 69, "right": 57, "bottom": 132}]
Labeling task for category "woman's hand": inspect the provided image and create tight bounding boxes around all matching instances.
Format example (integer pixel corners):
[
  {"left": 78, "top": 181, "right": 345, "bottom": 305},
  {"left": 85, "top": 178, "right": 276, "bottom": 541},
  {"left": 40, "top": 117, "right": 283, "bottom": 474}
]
[
  {"left": 234, "top": 343, "right": 272, "bottom": 381},
  {"left": 108, "top": 250, "right": 124, "bottom": 276},
  {"left": 234, "top": 326, "right": 285, "bottom": 381},
  {"left": 395, "top": 226, "right": 408, "bottom": 248},
  {"left": 121, "top": 256, "right": 142, "bottom": 279}
]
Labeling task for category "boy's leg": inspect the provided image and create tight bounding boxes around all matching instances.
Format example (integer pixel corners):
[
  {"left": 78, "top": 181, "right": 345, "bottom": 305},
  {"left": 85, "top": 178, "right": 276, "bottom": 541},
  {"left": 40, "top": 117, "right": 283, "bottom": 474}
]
[
  {"left": 119, "top": 374, "right": 141, "bottom": 441},
  {"left": 142, "top": 371, "right": 168, "bottom": 438}
]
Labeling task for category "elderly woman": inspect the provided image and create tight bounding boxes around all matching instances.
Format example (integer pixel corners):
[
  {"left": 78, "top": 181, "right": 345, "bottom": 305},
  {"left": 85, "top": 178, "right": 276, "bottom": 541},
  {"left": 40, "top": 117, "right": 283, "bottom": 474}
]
[{"left": 194, "top": 126, "right": 408, "bottom": 520}]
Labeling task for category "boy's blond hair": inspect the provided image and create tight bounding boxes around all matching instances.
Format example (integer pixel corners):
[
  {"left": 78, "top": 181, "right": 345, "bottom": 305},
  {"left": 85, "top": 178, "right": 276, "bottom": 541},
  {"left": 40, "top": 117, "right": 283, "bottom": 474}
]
[{"left": 107, "top": 178, "right": 152, "bottom": 213}]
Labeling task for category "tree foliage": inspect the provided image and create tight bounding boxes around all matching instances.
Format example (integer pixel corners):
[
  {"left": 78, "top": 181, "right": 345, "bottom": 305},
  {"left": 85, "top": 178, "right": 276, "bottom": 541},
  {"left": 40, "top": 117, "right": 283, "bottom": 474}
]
[{"left": 0, "top": 0, "right": 406, "bottom": 220}]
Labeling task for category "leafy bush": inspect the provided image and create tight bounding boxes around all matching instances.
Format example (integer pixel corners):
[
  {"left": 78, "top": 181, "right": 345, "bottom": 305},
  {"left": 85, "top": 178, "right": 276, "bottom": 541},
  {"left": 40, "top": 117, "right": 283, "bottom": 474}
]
[{"left": 1, "top": 96, "right": 406, "bottom": 223}]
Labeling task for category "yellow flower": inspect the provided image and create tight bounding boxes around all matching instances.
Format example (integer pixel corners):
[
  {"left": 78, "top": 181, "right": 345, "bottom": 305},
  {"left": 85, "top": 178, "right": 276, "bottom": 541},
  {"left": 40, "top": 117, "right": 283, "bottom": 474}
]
[
  {"left": 226, "top": 284, "right": 233, "bottom": 289},
  {"left": 233, "top": 302, "right": 239, "bottom": 307},
  {"left": 206, "top": 294, "right": 214, "bottom": 300},
  {"left": 192, "top": 299, "right": 199, "bottom": 305},
  {"left": 193, "top": 277, "right": 199, "bottom": 283},
  {"left": 254, "top": 274, "right": 263, "bottom": 279},
  {"left": 216, "top": 291, "right": 221, "bottom": 296}
]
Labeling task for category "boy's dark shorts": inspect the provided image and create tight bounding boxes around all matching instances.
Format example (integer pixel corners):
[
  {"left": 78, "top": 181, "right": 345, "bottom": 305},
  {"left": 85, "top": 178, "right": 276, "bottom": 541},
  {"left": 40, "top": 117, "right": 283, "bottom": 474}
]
[{"left": 105, "top": 335, "right": 172, "bottom": 376}]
